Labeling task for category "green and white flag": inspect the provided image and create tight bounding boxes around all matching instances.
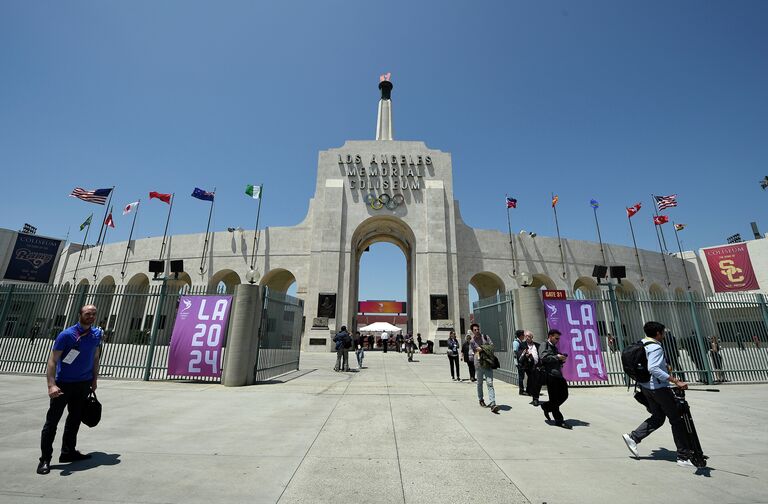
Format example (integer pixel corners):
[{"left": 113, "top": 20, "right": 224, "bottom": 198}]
[
  {"left": 245, "top": 184, "right": 262, "bottom": 199},
  {"left": 79, "top": 214, "right": 92, "bottom": 231}
]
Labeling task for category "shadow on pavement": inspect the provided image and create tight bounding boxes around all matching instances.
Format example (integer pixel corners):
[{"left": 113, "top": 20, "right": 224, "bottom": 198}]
[{"left": 54, "top": 452, "right": 121, "bottom": 476}]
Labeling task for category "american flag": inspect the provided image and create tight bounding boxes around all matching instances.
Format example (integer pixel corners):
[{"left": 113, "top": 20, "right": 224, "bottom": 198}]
[
  {"left": 69, "top": 187, "right": 112, "bottom": 205},
  {"left": 654, "top": 194, "right": 677, "bottom": 211}
]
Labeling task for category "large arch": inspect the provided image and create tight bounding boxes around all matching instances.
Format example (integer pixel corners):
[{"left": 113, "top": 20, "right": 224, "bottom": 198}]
[
  {"left": 530, "top": 273, "right": 556, "bottom": 290},
  {"left": 469, "top": 272, "right": 506, "bottom": 300},
  {"left": 349, "top": 215, "right": 416, "bottom": 334},
  {"left": 116, "top": 273, "right": 151, "bottom": 344},
  {"left": 93, "top": 276, "right": 117, "bottom": 332},
  {"left": 573, "top": 276, "right": 599, "bottom": 299},
  {"left": 168, "top": 272, "right": 193, "bottom": 294},
  {"left": 648, "top": 283, "right": 665, "bottom": 298},
  {"left": 615, "top": 279, "right": 637, "bottom": 298},
  {"left": 208, "top": 269, "right": 242, "bottom": 294},
  {"left": 261, "top": 268, "right": 298, "bottom": 293}
]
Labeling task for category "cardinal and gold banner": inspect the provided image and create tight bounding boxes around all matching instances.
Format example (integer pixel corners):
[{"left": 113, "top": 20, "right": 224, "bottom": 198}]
[{"left": 704, "top": 243, "right": 760, "bottom": 292}]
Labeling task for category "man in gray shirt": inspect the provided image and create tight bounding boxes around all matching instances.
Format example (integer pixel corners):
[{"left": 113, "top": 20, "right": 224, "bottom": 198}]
[{"left": 623, "top": 321, "right": 694, "bottom": 467}]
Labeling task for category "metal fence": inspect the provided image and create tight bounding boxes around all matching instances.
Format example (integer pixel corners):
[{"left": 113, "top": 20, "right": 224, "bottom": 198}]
[
  {"left": 253, "top": 288, "right": 304, "bottom": 382},
  {"left": 0, "top": 282, "right": 305, "bottom": 383},
  {"left": 473, "top": 288, "right": 768, "bottom": 387}
]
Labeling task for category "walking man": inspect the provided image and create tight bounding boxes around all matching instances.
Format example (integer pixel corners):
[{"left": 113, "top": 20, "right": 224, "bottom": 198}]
[
  {"left": 513, "top": 329, "right": 527, "bottom": 395},
  {"left": 520, "top": 330, "right": 542, "bottom": 406},
  {"left": 405, "top": 333, "right": 415, "bottom": 362},
  {"left": 622, "top": 321, "right": 695, "bottom": 467},
  {"left": 446, "top": 330, "right": 461, "bottom": 381},
  {"left": 37, "top": 304, "right": 102, "bottom": 475},
  {"left": 381, "top": 330, "right": 389, "bottom": 353},
  {"left": 470, "top": 323, "right": 500, "bottom": 414},
  {"left": 540, "top": 329, "right": 571, "bottom": 429},
  {"left": 354, "top": 331, "right": 365, "bottom": 369}
]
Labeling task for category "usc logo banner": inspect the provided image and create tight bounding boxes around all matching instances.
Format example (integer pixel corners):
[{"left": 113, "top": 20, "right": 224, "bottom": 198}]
[{"left": 704, "top": 243, "right": 760, "bottom": 292}]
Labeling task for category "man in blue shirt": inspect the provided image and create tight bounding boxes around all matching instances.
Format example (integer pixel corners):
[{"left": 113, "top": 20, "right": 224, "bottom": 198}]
[
  {"left": 37, "top": 304, "right": 102, "bottom": 475},
  {"left": 622, "top": 321, "right": 694, "bottom": 467}
]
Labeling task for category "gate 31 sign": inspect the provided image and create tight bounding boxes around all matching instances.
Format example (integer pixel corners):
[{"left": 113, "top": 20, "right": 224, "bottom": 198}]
[{"left": 168, "top": 296, "right": 232, "bottom": 377}]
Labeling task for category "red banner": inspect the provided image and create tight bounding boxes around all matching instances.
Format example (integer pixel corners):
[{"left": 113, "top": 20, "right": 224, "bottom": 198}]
[
  {"left": 704, "top": 243, "right": 760, "bottom": 292},
  {"left": 358, "top": 301, "right": 406, "bottom": 314}
]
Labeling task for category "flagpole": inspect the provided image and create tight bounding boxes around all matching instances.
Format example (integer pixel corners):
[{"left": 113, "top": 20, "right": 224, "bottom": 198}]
[
  {"left": 72, "top": 220, "right": 91, "bottom": 282},
  {"left": 552, "top": 193, "right": 566, "bottom": 279},
  {"left": 93, "top": 206, "right": 113, "bottom": 280},
  {"left": 651, "top": 194, "right": 670, "bottom": 253},
  {"left": 673, "top": 222, "right": 691, "bottom": 290},
  {"left": 627, "top": 214, "right": 645, "bottom": 284},
  {"left": 249, "top": 185, "right": 264, "bottom": 272},
  {"left": 199, "top": 188, "right": 216, "bottom": 275},
  {"left": 121, "top": 200, "right": 140, "bottom": 279},
  {"left": 158, "top": 194, "right": 175, "bottom": 261},
  {"left": 90, "top": 186, "right": 115, "bottom": 259},
  {"left": 593, "top": 204, "right": 607, "bottom": 266},
  {"left": 652, "top": 215, "right": 672, "bottom": 287},
  {"left": 505, "top": 194, "right": 516, "bottom": 276}
]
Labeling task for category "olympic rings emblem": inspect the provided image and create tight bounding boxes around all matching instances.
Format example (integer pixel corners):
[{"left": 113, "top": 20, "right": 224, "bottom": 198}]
[{"left": 364, "top": 193, "right": 405, "bottom": 210}]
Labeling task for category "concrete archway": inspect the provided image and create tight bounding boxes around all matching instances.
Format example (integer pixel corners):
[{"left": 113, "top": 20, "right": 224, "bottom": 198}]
[
  {"left": 208, "top": 269, "right": 242, "bottom": 294},
  {"left": 116, "top": 273, "right": 151, "bottom": 344},
  {"left": 349, "top": 215, "right": 416, "bottom": 334},
  {"left": 93, "top": 276, "right": 117, "bottom": 331},
  {"left": 469, "top": 272, "right": 506, "bottom": 300},
  {"left": 573, "top": 277, "right": 599, "bottom": 299},
  {"left": 261, "top": 268, "right": 298, "bottom": 293},
  {"left": 530, "top": 274, "right": 556, "bottom": 290},
  {"left": 648, "top": 283, "right": 665, "bottom": 298}
]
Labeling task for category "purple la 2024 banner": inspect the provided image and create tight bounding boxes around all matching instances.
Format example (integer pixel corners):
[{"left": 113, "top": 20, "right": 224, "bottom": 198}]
[
  {"left": 543, "top": 299, "right": 607, "bottom": 382},
  {"left": 168, "top": 295, "right": 232, "bottom": 377}
]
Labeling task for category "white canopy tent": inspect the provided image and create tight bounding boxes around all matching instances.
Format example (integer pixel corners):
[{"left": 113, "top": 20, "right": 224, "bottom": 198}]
[{"left": 358, "top": 322, "right": 402, "bottom": 333}]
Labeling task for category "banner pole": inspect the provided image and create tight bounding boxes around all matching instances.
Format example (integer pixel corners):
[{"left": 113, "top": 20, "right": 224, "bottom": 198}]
[
  {"left": 652, "top": 212, "right": 672, "bottom": 287},
  {"left": 121, "top": 200, "right": 140, "bottom": 279},
  {"left": 158, "top": 194, "right": 175, "bottom": 262},
  {"left": 93, "top": 206, "right": 113, "bottom": 280},
  {"left": 627, "top": 214, "right": 644, "bottom": 284},
  {"left": 552, "top": 194, "right": 566, "bottom": 279},
  {"left": 593, "top": 205, "right": 607, "bottom": 266},
  {"left": 72, "top": 220, "right": 91, "bottom": 282},
  {"left": 505, "top": 194, "right": 516, "bottom": 276},
  {"left": 250, "top": 184, "right": 263, "bottom": 271},
  {"left": 673, "top": 223, "right": 691, "bottom": 290},
  {"left": 199, "top": 188, "right": 216, "bottom": 275}
]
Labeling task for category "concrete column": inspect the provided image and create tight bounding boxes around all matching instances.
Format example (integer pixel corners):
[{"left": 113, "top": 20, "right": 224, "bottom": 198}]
[
  {"left": 514, "top": 287, "right": 548, "bottom": 343},
  {"left": 223, "top": 284, "right": 262, "bottom": 387}
]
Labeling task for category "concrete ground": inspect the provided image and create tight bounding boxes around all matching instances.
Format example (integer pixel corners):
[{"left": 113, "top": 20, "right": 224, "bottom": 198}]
[{"left": 1, "top": 351, "right": 766, "bottom": 504}]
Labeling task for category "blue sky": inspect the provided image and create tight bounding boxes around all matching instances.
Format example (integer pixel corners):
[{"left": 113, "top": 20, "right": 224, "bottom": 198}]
[{"left": 1, "top": 1, "right": 767, "bottom": 301}]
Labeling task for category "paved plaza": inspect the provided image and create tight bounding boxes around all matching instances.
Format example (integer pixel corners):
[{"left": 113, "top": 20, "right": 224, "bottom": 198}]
[{"left": 1, "top": 351, "right": 767, "bottom": 504}]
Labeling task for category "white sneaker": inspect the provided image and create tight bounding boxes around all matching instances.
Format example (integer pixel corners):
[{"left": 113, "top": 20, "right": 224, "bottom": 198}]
[
  {"left": 676, "top": 458, "right": 695, "bottom": 468},
  {"left": 622, "top": 434, "right": 639, "bottom": 458}
]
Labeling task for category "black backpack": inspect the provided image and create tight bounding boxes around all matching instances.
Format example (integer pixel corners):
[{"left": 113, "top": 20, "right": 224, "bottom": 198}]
[
  {"left": 343, "top": 334, "right": 352, "bottom": 349},
  {"left": 622, "top": 339, "right": 660, "bottom": 382}
]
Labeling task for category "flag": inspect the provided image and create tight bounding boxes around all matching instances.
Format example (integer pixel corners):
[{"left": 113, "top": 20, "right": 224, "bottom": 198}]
[
  {"left": 654, "top": 194, "right": 678, "bottom": 211},
  {"left": 675, "top": 223, "right": 686, "bottom": 231},
  {"left": 149, "top": 191, "right": 172, "bottom": 204},
  {"left": 552, "top": 195, "right": 559, "bottom": 207},
  {"left": 104, "top": 210, "right": 115, "bottom": 228},
  {"left": 79, "top": 214, "right": 92, "bottom": 231},
  {"left": 69, "top": 187, "right": 112, "bottom": 205},
  {"left": 192, "top": 188, "right": 215, "bottom": 201},
  {"left": 380, "top": 72, "right": 391, "bottom": 82},
  {"left": 590, "top": 199, "right": 599, "bottom": 209},
  {"left": 653, "top": 215, "right": 669, "bottom": 225},
  {"left": 506, "top": 196, "right": 517, "bottom": 209},
  {"left": 245, "top": 184, "right": 262, "bottom": 199},
  {"left": 122, "top": 201, "right": 139, "bottom": 215},
  {"left": 760, "top": 176, "right": 768, "bottom": 190},
  {"left": 626, "top": 202, "right": 642, "bottom": 218}
]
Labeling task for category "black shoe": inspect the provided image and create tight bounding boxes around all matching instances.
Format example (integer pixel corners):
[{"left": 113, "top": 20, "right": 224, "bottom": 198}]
[
  {"left": 490, "top": 404, "right": 500, "bottom": 414},
  {"left": 59, "top": 451, "right": 91, "bottom": 463},
  {"left": 479, "top": 399, "right": 487, "bottom": 407},
  {"left": 36, "top": 459, "right": 50, "bottom": 475},
  {"left": 531, "top": 399, "right": 540, "bottom": 407},
  {"left": 557, "top": 422, "right": 573, "bottom": 430},
  {"left": 540, "top": 404, "right": 551, "bottom": 421}
]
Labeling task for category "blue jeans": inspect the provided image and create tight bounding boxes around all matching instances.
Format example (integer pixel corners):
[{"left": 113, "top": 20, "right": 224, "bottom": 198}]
[
  {"left": 476, "top": 366, "right": 496, "bottom": 405},
  {"left": 356, "top": 348, "right": 364, "bottom": 368}
]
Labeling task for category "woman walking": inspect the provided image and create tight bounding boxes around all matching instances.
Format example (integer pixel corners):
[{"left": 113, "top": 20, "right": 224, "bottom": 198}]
[
  {"left": 462, "top": 333, "right": 476, "bottom": 381},
  {"left": 447, "top": 331, "right": 461, "bottom": 381}
]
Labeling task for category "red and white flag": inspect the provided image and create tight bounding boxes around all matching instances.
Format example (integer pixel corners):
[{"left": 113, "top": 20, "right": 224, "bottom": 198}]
[
  {"left": 105, "top": 211, "right": 115, "bottom": 228},
  {"left": 122, "top": 201, "right": 139, "bottom": 215},
  {"left": 653, "top": 215, "right": 669, "bottom": 225},
  {"left": 626, "top": 202, "right": 642, "bottom": 218}
]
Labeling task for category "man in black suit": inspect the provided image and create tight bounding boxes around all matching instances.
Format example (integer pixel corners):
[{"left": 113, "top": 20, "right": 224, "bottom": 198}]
[{"left": 519, "top": 331, "right": 543, "bottom": 407}]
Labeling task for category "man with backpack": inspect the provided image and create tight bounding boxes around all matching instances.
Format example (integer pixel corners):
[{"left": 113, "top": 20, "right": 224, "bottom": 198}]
[
  {"left": 470, "top": 323, "right": 500, "bottom": 414},
  {"left": 622, "top": 321, "right": 695, "bottom": 467},
  {"left": 333, "top": 326, "right": 352, "bottom": 372}
]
